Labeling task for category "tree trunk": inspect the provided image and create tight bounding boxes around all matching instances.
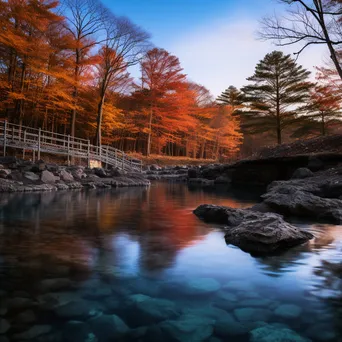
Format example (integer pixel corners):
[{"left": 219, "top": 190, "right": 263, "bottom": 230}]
[
  {"left": 146, "top": 105, "right": 153, "bottom": 156},
  {"left": 95, "top": 95, "right": 105, "bottom": 146},
  {"left": 321, "top": 112, "right": 326, "bottom": 136},
  {"left": 275, "top": 72, "right": 282, "bottom": 145}
]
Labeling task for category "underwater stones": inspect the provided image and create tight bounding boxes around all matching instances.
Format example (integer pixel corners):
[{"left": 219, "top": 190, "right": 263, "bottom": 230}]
[
  {"left": 214, "top": 317, "right": 249, "bottom": 337},
  {"left": 127, "top": 295, "right": 178, "bottom": 326},
  {"left": 12, "top": 325, "right": 52, "bottom": 340},
  {"left": 39, "top": 278, "right": 73, "bottom": 292},
  {"left": 234, "top": 308, "right": 272, "bottom": 323},
  {"left": 183, "top": 278, "right": 221, "bottom": 295},
  {"left": 250, "top": 325, "right": 310, "bottom": 342},
  {"left": 37, "top": 291, "right": 76, "bottom": 310},
  {"left": 237, "top": 298, "right": 274, "bottom": 308},
  {"left": 82, "top": 286, "right": 112, "bottom": 299},
  {"left": 223, "top": 280, "right": 255, "bottom": 293},
  {"left": 274, "top": 304, "right": 303, "bottom": 319},
  {"left": 63, "top": 321, "right": 93, "bottom": 342},
  {"left": 305, "top": 323, "right": 338, "bottom": 341},
  {"left": 55, "top": 300, "right": 99, "bottom": 319},
  {"left": 182, "top": 306, "right": 233, "bottom": 321},
  {"left": 0, "top": 319, "right": 10, "bottom": 334},
  {"left": 88, "top": 314, "right": 129, "bottom": 342},
  {"left": 159, "top": 314, "right": 214, "bottom": 342},
  {"left": 16, "top": 310, "right": 36, "bottom": 324},
  {"left": 5, "top": 297, "right": 35, "bottom": 311}
]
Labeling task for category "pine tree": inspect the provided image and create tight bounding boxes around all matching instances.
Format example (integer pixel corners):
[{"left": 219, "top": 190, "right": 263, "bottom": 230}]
[
  {"left": 241, "top": 51, "right": 313, "bottom": 145},
  {"left": 216, "top": 86, "right": 243, "bottom": 109}
]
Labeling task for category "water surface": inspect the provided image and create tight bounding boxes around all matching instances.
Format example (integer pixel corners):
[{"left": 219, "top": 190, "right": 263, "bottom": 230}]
[{"left": 0, "top": 183, "right": 341, "bottom": 341}]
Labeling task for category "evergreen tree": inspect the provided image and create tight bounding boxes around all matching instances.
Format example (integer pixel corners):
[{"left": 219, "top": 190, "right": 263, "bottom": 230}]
[
  {"left": 216, "top": 86, "right": 243, "bottom": 109},
  {"left": 241, "top": 51, "right": 313, "bottom": 145}
]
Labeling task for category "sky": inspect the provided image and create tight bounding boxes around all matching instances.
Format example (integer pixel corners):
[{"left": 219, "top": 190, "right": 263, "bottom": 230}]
[{"left": 103, "top": 0, "right": 328, "bottom": 97}]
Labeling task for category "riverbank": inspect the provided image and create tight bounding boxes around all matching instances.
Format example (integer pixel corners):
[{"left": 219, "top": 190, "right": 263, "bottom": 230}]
[{"left": 0, "top": 157, "right": 150, "bottom": 192}]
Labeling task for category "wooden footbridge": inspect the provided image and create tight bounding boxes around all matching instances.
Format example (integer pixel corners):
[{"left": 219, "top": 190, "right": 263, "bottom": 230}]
[{"left": 0, "top": 121, "right": 142, "bottom": 172}]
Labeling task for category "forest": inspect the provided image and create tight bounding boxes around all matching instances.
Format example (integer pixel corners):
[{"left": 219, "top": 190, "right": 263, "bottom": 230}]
[{"left": 0, "top": 0, "right": 341, "bottom": 160}]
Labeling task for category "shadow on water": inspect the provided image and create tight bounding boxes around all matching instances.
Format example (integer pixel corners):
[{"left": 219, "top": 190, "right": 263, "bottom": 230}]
[{"left": 0, "top": 182, "right": 341, "bottom": 342}]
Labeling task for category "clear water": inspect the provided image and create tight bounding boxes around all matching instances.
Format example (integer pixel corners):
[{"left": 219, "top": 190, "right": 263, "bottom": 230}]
[{"left": 0, "top": 183, "right": 341, "bottom": 342}]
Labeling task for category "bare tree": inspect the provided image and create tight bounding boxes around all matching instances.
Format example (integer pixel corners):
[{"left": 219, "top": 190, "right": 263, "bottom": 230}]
[
  {"left": 260, "top": 0, "right": 342, "bottom": 80},
  {"left": 94, "top": 16, "right": 150, "bottom": 146}
]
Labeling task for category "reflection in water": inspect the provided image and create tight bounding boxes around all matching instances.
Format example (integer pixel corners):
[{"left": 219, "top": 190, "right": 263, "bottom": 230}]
[{"left": 0, "top": 183, "right": 341, "bottom": 342}]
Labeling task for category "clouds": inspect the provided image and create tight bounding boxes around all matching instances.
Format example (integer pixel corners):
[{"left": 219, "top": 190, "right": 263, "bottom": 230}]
[{"left": 168, "top": 15, "right": 327, "bottom": 97}]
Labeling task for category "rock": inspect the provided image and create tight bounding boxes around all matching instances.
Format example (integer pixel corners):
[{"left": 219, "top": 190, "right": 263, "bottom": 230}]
[
  {"left": 308, "top": 156, "right": 324, "bottom": 171},
  {"left": 0, "top": 169, "right": 11, "bottom": 179},
  {"left": 262, "top": 184, "right": 342, "bottom": 224},
  {"left": 39, "top": 278, "right": 73, "bottom": 292},
  {"left": 88, "top": 314, "right": 129, "bottom": 342},
  {"left": 82, "top": 286, "right": 112, "bottom": 299},
  {"left": 194, "top": 205, "right": 313, "bottom": 255},
  {"left": 60, "top": 170, "right": 74, "bottom": 182},
  {"left": 70, "top": 168, "right": 87, "bottom": 180},
  {"left": 16, "top": 310, "right": 36, "bottom": 323},
  {"left": 250, "top": 325, "right": 310, "bottom": 342},
  {"left": 237, "top": 298, "right": 274, "bottom": 308},
  {"left": 0, "top": 318, "right": 10, "bottom": 334},
  {"left": 63, "top": 321, "right": 93, "bottom": 342},
  {"left": 23, "top": 171, "right": 39, "bottom": 181},
  {"left": 0, "top": 156, "right": 18, "bottom": 168},
  {"left": 224, "top": 213, "right": 313, "bottom": 256},
  {"left": 55, "top": 300, "right": 98, "bottom": 319},
  {"left": 93, "top": 168, "right": 107, "bottom": 178},
  {"left": 41, "top": 170, "right": 56, "bottom": 184},
  {"left": 150, "top": 164, "right": 161, "bottom": 171},
  {"left": 160, "top": 314, "right": 214, "bottom": 342},
  {"left": 126, "top": 295, "right": 178, "bottom": 327},
  {"left": 188, "top": 168, "right": 198, "bottom": 179},
  {"left": 214, "top": 175, "right": 231, "bottom": 184},
  {"left": 183, "top": 278, "right": 221, "bottom": 295},
  {"left": 292, "top": 168, "right": 314, "bottom": 179},
  {"left": 188, "top": 178, "right": 214, "bottom": 187},
  {"left": 6, "top": 297, "right": 35, "bottom": 311},
  {"left": 56, "top": 182, "right": 70, "bottom": 190},
  {"left": 305, "top": 323, "right": 338, "bottom": 341},
  {"left": 13, "top": 325, "right": 52, "bottom": 340},
  {"left": 182, "top": 306, "right": 232, "bottom": 321},
  {"left": 274, "top": 304, "right": 302, "bottom": 319},
  {"left": 234, "top": 308, "right": 272, "bottom": 322},
  {"left": 215, "top": 316, "right": 249, "bottom": 337}
]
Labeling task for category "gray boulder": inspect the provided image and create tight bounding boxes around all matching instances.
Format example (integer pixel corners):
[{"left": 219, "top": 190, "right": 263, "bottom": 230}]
[
  {"left": 194, "top": 205, "right": 313, "bottom": 255},
  {"left": 93, "top": 168, "right": 107, "bottom": 178},
  {"left": 41, "top": 170, "right": 56, "bottom": 184},
  {"left": 0, "top": 169, "right": 11, "bottom": 179},
  {"left": 250, "top": 325, "right": 310, "bottom": 342},
  {"left": 292, "top": 168, "right": 314, "bottom": 179},
  {"left": 60, "top": 170, "right": 74, "bottom": 182},
  {"left": 24, "top": 171, "right": 39, "bottom": 182}
]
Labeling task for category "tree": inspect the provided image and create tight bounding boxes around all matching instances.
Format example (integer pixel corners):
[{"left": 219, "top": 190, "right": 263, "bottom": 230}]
[
  {"left": 241, "top": 51, "right": 313, "bottom": 145},
  {"left": 307, "top": 84, "right": 342, "bottom": 135},
  {"left": 94, "top": 16, "right": 149, "bottom": 146},
  {"left": 139, "top": 48, "right": 186, "bottom": 156},
  {"left": 216, "top": 86, "right": 244, "bottom": 110},
  {"left": 260, "top": 0, "right": 342, "bottom": 80}
]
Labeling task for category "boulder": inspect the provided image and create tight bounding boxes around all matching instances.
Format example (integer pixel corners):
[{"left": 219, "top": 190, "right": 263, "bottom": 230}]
[
  {"left": 41, "top": 170, "right": 56, "bottom": 184},
  {"left": 0, "top": 318, "right": 10, "bottom": 334},
  {"left": 188, "top": 168, "right": 199, "bottom": 179},
  {"left": 23, "top": 171, "right": 39, "bottom": 182},
  {"left": 292, "top": 168, "right": 314, "bottom": 179},
  {"left": 12, "top": 325, "right": 52, "bottom": 340},
  {"left": 70, "top": 168, "right": 87, "bottom": 180},
  {"left": 150, "top": 164, "right": 161, "bottom": 171},
  {"left": 182, "top": 278, "right": 221, "bottom": 295},
  {"left": 16, "top": 310, "right": 36, "bottom": 324},
  {"left": 234, "top": 308, "right": 272, "bottom": 323},
  {"left": 0, "top": 169, "right": 11, "bottom": 179},
  {"left": 88, "top": 314, "right": 129, "bottom": 342},
  {"left": 250, "top": 325, "right": 310, "bottom": 342},
  {"left": 308, "top": 156, "right": 324, "bottom": 171},
  {"left": 60, "top": 170, "right": 74, "bottom": 182},
  {"left": 214, "top": 175, "right": 231, "bottom": 184},
  {"left": 63, "top": 321, "right": 92, "bottom": 342},
  {"left": 274, "top": 304, "right": 302, "bottom": 319},
  {"left": 93, "top": 168, "right": 107, "bottom": 178},
  {"left": 159, "top": 314, "right": 214, "bottom": 342},
  {"left": 39, "top": 278, "right": 73, "bottom": 292}
]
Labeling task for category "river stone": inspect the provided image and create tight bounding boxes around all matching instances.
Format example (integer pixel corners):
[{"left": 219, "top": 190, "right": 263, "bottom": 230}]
[
  {"left": 0, "top": 169, "right": 11, "bottom": 178},
  {"left": 39, "top": 278, "right": 73, "bottom": 292},
  {"left": 60, "top": 170, "right": 74, "bottom": 182},
  {"left": 223, "top": 280, "right": 255, "bottom": 292},
  {"left": 274, "top": 304, "right": 303, "bottom": 319},
  {"left": 0, "top": 318, "right": 10, "bottom": 334},
  {"left": 88, "top": 314, "right": 129, "bottom": 342},
  {"left": 183, "top": 278, "right": 221, "bottom": 295},
  {"left": 160, "top": 314, "right": 214, "bottom": 342},
  {"left": 63, "top": 321, "right": 93, "bottom": 342},
  {"left": 237, "top": 298, "right": 274, "bottom": 308},
  {"left": 305, "top": 323, "right": 338, "bottom": 341},
  {"left": 41, "top": 170, "right": 56, "bottom": 184},
  {"left": 55, "top": 300, "right": 99, "bottom": 319},
  {"left": 12, "top": 325, "right": 52, "bottom": 340},
  {"left": 214, "top": 316, "right": 249, "bottom": 337},
  {"left": 82, "top": 286, "right": 112, "bottom": 299},
  {"left": 23, "top": 171, "right": 39, "bottom": 181},
  {"left": 16, "top": 310, "right": 36, "bottom": 323},
  {"left": 127, "top": 295, "right": 178, "bottom": 326},
  {"left": 182, "top": 306, "right": 233, "bottom": 321},
  {"left": 6, "top": 297, "right": 35, "bottom": 311},
  {"left": 292, "top": 168, "right": 314, "bottom": 179},
  {"left": 250, "top": 325, "right": 310, "bottom": 342},
  {"left": 234, "top": 308, "right": 272, "bottom": 322}
]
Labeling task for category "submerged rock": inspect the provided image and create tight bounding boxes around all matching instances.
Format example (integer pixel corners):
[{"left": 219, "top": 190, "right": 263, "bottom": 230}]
[
  {"left": 250, "top": 325, "right": 310, "bottom": 342},
  {"left": 159, "top": 314, "right": 214, "bottom": 342},
  {"left": 0, "top": 318, "right": 10, "bottom": 334},
  {"left": 292, "top": 168, "right": 314, "bottom": 179},
  {"left": 183, "top": 278, "right": 221, "bottom": 295},
  {"left": 194, "top": 205, "right": 313, "bottom": 255},
  {"left": 274, "top": 304, "right": 302, "bottom": 319},
  {"left": 12, "top": 325, "right": 52, "bottom": 340},
  {"left": 234, "top": 308, "right": 272, "bottom": 322}
]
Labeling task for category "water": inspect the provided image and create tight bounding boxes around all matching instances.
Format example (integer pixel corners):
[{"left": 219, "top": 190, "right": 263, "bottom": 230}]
[{"left": 0, "top": 183, "right": 341, "bottom": 342}]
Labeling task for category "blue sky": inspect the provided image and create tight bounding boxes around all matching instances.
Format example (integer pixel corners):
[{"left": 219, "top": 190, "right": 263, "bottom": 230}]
[{"left": 103, "top": 0, "right": 327, "bottom": 97}]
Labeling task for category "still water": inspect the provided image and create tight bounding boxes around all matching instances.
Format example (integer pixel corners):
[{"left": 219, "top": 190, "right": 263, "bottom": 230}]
[{"left": 0, "top": 183, "right": 341, "bottom": 342}]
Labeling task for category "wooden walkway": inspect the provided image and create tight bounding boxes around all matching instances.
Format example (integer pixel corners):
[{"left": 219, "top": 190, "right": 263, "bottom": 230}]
[{"left": 0, "top": 121, "right": 142, "bottom": 172}]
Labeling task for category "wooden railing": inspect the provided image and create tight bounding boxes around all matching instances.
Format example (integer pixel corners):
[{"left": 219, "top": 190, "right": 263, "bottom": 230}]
[{"left": 0, "top": 121, "right": 142, "bottom": 172}]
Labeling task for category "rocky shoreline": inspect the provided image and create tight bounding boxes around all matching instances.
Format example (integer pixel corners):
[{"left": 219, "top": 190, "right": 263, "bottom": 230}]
[
  {"left": 0, "top": 157, "right": 150, "bottom": 192},
  {"left": 192, "top": 153, "right": 342, "bottom": 256}
]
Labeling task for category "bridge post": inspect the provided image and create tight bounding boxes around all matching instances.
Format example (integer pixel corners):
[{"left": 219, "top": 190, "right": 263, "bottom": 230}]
[
  {"left": 38, "top": 128, "right": 41, "bottom": 160},
  {"left": 3, "top": 120, "right": 7, "bottom": 157},
  {"left": 105, "top": 145, "right": 109, "bottom": 169},
  {"left": 67, "top": 135, "right": 70, "bottom": 166},
  {"left": 87, "top": 140, "right": 90, "bottom": 168},
  {"left": 114, "top": 150, "right": 117, "bottom": 167}
]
